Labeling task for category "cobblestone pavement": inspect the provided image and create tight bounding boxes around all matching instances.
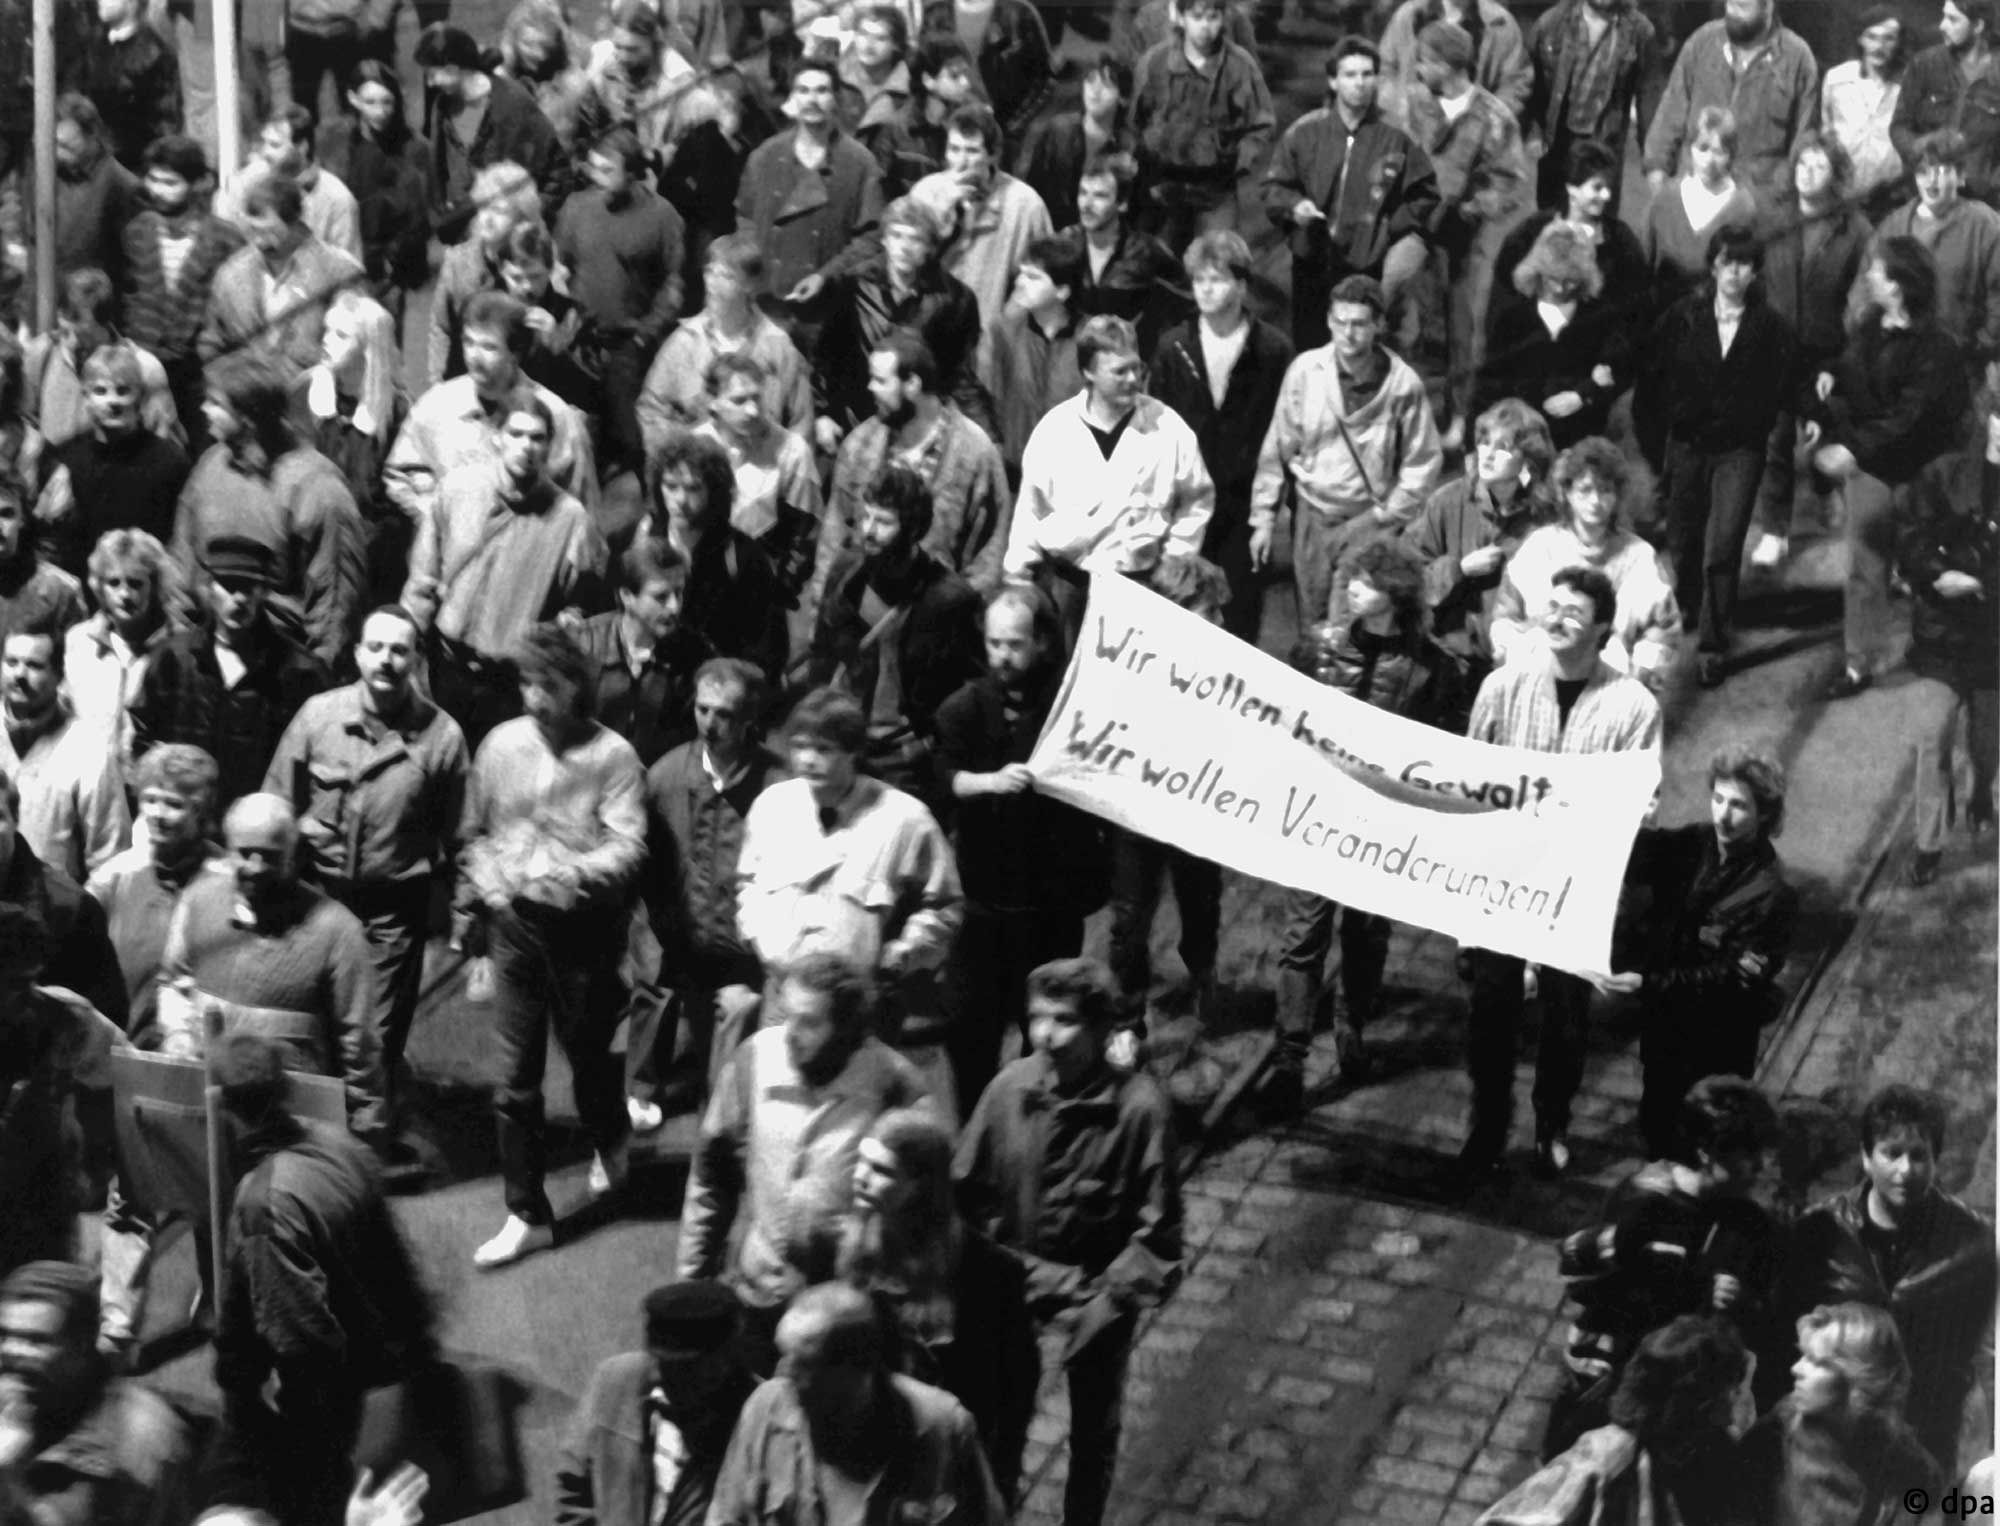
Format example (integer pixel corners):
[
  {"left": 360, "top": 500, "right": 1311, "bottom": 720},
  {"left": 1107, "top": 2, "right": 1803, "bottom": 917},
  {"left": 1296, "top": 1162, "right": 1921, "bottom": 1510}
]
[{"left": 1012, "top": 625, "right": 1999, "bottom": 1525}]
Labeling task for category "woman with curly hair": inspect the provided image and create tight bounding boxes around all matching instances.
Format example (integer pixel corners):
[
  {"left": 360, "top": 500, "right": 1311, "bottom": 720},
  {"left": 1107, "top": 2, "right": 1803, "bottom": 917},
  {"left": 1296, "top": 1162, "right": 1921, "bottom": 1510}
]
[
  {"left": 1488, "top": 436, "right": 1679, "bottom": 690},
  {"left": 1736, "top": 1302, "right": 1944, "bottom": 1525},
  {"left": 1402, "top": 396, "right": 1558, "bottom": 729},
  {"left": 1476, "top": 219, "right": 1633, "bottom": 451},
  {"left": 1476, "top": 1314, "right": 1749, "bottom": 1525}
]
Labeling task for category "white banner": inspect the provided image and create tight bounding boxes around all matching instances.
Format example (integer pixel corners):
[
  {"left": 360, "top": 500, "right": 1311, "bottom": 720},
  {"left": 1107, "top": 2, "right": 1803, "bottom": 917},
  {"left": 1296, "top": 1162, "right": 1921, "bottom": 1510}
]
[{"left": 1026, "top": 574, "right": 1660, "bottom": 973}]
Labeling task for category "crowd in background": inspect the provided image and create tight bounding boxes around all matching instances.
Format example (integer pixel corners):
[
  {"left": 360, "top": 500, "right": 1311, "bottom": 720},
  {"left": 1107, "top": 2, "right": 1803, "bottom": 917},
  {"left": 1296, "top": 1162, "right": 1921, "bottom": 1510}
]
[{"left": 0, "top": 0, "right": 1993, "bottom": 1522}]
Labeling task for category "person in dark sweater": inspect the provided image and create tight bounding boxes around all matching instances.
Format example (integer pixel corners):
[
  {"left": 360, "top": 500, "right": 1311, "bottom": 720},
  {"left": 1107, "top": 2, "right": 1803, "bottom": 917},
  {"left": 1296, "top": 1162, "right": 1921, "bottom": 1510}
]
[
  {"left": 45, "top": 93, "right": 142, "bottom": 294},
  {"left": 416, "top": 23, "right": 567, "bottom": 244},
  {"left": 65, "top": 0, "right": 180, "bottom": 172},
  {"left": 556, "top": 124, "right": 688, "bottom": 482},
  {"left": 1541, "top": 1076, "right": 1782, "bottom": 1460},
  {"left": 35, "top": 342, "right": 190, "bottom": 579},
  {"left": 1806, "top": 234, "right": 1969, "bottom": 700},
  {"left": 1477, "top": 217, "right": 1633, "bottom": 451},
  {"left": 1013, "top": 51, "right": 1139, "bottom": 233},
  {"left": 316, "top": 59, "right": 433, "bottom": 327},
  {"left": 1147, "top": 228, "right": 1292, "bottom": 643},
  {"left": 1898, "top": 395, "right": 2000, "bottom": 885},
  {"left": 806, "top": 463, "right": 984, "bottom": 814},
  {"left": 577, "top": 535, "right": 713, "bottom": 771},
  {"left": 934, "top": 583, "right": 1103, "bottom": 1110},
  {"left": 1637, "top": 224, "right": 1796, "bottom": 686}
]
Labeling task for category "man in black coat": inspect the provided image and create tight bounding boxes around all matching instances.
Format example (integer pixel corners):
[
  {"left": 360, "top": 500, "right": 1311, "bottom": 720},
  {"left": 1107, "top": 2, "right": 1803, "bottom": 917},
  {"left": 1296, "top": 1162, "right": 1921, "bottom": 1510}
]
[
  {"left": 1598, "top": 742, "right": 1797, "bottom": 1161},
  {"left": 1775, "top": 1084, "right": 1997, "bottom": 1477},
  {"left": 1148, "top": 229, "right": 1292, "bottom": 643},
  {"left": 128, "top": 536, "right": 331, "bottom": 812},
  {"left": 416, "top": 24, "right": 567, "bottom": 243},
  {"left": 934, "top": 583, "right": 1103, "bottom": 1108},
  {"left": 807, "top": 463, "right": 983, "bottom": 814}
]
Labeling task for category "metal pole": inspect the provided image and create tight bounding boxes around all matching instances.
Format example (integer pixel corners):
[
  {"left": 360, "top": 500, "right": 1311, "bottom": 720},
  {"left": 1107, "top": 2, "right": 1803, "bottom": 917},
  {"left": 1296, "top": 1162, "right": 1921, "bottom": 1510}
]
[
  {"left": 30, "top": 0, "right": 55, "bottom": 333},
  {"left": 214, "top": 0, "right": 240, "bottom": 194}
]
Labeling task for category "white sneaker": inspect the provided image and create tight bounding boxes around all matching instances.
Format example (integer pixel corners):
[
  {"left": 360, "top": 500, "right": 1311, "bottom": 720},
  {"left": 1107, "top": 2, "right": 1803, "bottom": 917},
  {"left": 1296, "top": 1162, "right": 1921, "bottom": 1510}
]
[
  {"left": 473, "top": 1215, "right": 553, "bottom": 1269},
  {"left": 1749, "top": 533, "right": 1788, "bottom": 569},
  {"left": 588, "top": 1142, "right": 630, "bottom": 1197},
  {"left": 627, "top": 1096, "right": 664, "bottom": 1134}
]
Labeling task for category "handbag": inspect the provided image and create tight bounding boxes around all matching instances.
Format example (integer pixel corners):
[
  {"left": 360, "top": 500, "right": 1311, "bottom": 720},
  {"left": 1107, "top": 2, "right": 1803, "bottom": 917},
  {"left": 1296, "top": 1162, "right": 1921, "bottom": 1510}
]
[{"left": 353, "top": 1360, "right": 528, "bottom": 1525}]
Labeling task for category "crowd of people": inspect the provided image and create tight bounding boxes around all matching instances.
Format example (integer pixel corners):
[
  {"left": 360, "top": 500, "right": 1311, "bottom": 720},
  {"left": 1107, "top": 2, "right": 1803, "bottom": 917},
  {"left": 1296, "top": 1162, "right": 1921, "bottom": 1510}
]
[{"left": 0, "top": 0, "right": 1993, "bottom": 1521}]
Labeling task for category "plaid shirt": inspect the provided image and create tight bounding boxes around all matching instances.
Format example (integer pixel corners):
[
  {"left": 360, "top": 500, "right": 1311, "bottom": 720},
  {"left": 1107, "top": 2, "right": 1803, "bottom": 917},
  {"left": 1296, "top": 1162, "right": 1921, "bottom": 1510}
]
[{"left": 1467, "top": 651, "right": 1660, "bottom": 758}]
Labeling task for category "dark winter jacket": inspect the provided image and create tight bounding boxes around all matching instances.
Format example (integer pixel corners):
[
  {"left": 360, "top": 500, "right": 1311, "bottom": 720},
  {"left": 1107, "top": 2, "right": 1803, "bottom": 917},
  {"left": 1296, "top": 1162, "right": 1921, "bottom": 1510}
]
[
  {"left": 1261, "top": 104, "right": 1439, "bottom": 276},
  {"left": 919, "top": 0, "right": 1052, "bottom": 141},
  {"left": 574, "top": 613, "right": 713, "bottom": 770},
  {"left": 1476, "top": 295, "right": 1633, "bottom": 450},
  {"left": 555, "top": 1349, "right": 756, "bottom": 1526},
  {"left": 317, "top": 119, "right": 433, "bottom": 292},
  {"left": 424, "top": 73, "right": 567, "bottom": 242},
  {"left": 644, "top": 739, "right": 785, "bottom": 985},
  {"left": 1556, "top": 1159, "right": 1781, "bottom": 1379},
  {"left": 733, "top": 127, "right": 884, "bottom": 302},
  {"left": 1637, "top": 284, "right": 1795, "bottom": 456},
  {"left": 2, "top": 838, "right": 129, "bottom": 1032},
  {"left": 809, "top": 549, "right": 984, "bottom": 748},
  {"left": 809, "top": 257, "right": 984, "bottom": 431},
  {"left": 1068, "top": 224, "right": 1188, "bottom": 361},
  {"left": 1148, "top": 316, "right": 1293, "bottom": 517},
  {"left": 1757, "top": 201, "right": 1872, "bottom": 372},
  {"left": 1901, "top": 448, "right": 2000, "bottom": 689},
  {"left": 1893, "top": 43, "right": 2000, "bottom": 207},
  {"left": 1013, "top": 112, "right": 1141, "bottom": 232},
  {"left": 933, "top": 671, "right": 1105, "bottom": 916},
  {"left": 1402, "top": 471, "right": 1554, "bottom": 667},
  {"left": 1289, "top": 616, "right": 1457, "bottom": 728},
  {"left": 129, "top": 623, "right": 331, "bottom": 808},
  {"left": 1778, "top": 1182, "right": 1997, "bottom": 1475},
  {"left": 1814, "top": 316, "right": 1967, "bottom": 486},
  {"left": 1623, "top": 823, "right": 1797, "bottom": 1037},
  {"left": 215, "top": 1115, "right": 436, "bottom": 1405},
  {"left": 67, "top": 20, "right": 181, "bottom": 170}
]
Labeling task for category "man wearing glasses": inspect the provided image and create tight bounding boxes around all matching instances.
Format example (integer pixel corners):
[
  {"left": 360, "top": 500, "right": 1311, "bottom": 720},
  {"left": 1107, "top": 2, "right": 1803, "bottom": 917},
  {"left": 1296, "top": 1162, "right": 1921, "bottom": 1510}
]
[{"left": 1455, "top": 564, "right": 1660, "bottom": 1186}]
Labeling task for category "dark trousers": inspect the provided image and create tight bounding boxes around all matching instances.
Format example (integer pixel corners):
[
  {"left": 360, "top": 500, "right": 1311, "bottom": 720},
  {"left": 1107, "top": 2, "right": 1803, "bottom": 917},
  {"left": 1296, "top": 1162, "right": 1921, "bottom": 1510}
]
[
  {"left": 596, "top": 333, "right": 655, "bottom": 481},
  {"left": 990, "top": 1314, "right": 1134, "bottom": 1526},
  {"left": 1274, "top": 885, "right": 1390, "bottom": 1064},
  {"left": 1542, "top": 1365, "right": 1617, "bottom": 1461},
  {"left": 428, "top": 637, "right": 522, "bottom": 755},
  {"left": 1463, "top": 948, "right": 1592, "bottom": 1150},
  {"left": 488, "top": 905, "right": 630, "bottom": 1225},
  {"left": 1637, "top": 999, "right": 1759, "bottom": 1159},
  {"left": 1662, "top": 438, "right": 1765, "bottom": 654},
  {"left": 286, "top": 30, "right": 390, "bottom": 122},
  {"left": 945, "top": 900, "right": 1084, "bottom": 1112},
  {"left": 1203, "top": 496, "right": 1264, "bottom": 644},
  {"left": 1107, "top": 826, "right": 1221, "bottom": 1012},
  {"left": 327, "top": 880, "right": 432, "bottom": 1114}
]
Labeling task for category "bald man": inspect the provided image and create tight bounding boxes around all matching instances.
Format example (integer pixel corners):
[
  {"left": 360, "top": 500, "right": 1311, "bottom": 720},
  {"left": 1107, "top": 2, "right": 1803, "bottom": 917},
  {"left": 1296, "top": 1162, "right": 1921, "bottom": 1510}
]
[
  {"left": 158, "top": 793, "right": 388, "bottom": 1149},
  {"left": 708, "top": 1285, "right": 1003, "bottom": 1526}
]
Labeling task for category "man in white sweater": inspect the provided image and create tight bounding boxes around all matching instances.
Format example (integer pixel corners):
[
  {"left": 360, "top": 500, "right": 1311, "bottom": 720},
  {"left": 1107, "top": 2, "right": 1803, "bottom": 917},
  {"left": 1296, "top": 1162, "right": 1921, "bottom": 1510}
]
[{"left": 1003, "top": 315, "right": 1214, "bottom": 630}]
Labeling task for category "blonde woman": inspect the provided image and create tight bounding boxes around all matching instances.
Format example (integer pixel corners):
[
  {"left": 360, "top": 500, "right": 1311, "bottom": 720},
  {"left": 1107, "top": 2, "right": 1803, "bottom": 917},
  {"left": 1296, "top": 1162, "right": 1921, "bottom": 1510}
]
[
  {"left": 426, "top": 160, "right": 545, "bottom": 385},
  {"left": 1737, "top": 1303, "right": 1944, "bottom": 1525},
  {"left": 288, "top": 290, "right": 411, "bottom": 606},
  {"left": 1640, "top": 104, "right": 1758, "bottom": 303},
  {"left": 498, "top": 0, "right": 592, "bottom": 154},
  {"left": 1488, "top": 436, "right": 1679, "bottom": 690},
  {"left": 64, "top": 529, "right": 179, "bottom": 780}
]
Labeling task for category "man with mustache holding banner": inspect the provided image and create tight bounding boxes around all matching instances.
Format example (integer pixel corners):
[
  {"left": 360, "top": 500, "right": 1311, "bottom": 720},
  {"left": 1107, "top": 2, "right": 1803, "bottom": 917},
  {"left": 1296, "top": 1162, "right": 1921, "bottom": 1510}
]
[{"left": 1457, "top": 563, "right": 1659, "bottom": 1185}]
